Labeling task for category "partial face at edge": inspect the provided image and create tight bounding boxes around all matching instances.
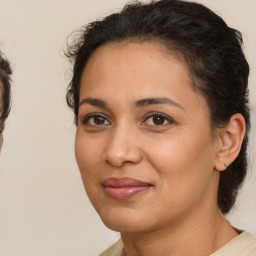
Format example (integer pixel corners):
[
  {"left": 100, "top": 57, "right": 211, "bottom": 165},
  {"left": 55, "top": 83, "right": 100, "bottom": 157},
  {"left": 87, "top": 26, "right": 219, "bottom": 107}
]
[
  {"left": 75, "top": 41, "right": 221, "bottom": 232},
  {"left": 0, "top": 83, "right": 3, "bottom": 149}
]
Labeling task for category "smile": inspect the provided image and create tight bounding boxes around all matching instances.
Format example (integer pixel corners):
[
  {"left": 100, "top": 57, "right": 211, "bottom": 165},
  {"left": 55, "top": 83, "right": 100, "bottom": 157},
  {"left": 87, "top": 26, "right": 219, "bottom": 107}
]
[{"left": 102, "top": 177, "right": 152, "bottom": 200}]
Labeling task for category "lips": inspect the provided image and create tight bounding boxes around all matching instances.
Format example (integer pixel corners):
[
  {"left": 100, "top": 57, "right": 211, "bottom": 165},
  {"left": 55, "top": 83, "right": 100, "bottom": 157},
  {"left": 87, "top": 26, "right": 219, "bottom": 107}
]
[{"left": 102, "top": 177, "right": 152, "bottom": 200}]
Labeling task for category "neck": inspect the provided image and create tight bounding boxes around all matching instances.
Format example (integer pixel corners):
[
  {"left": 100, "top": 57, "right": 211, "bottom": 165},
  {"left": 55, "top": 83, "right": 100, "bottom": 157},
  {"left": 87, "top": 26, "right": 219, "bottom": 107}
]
[{"left": 121, "top": 209, "right": 238, "bottom": 256}]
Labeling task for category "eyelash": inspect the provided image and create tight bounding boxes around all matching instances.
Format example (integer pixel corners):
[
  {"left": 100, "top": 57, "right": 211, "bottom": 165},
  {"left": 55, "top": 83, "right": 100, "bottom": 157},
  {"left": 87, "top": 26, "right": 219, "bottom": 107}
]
[
  {"left": 80, "top": 112, "right": 175, "bottom": 127},
  {"left": 81, "top": 113, "right": 110, "bottom": 126},
  {"left": 143, "top": 112, "right": 175, "bottom": 126}
]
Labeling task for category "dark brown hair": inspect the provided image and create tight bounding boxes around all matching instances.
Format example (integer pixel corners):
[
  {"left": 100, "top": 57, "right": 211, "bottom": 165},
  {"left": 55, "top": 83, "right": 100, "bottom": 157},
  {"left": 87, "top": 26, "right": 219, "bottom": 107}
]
[
  {"left": 66, "top": 0, "right": 250, "bottom": 214},
  {"left": 0, "top": 52, "right": 12, "bottom": 133}
]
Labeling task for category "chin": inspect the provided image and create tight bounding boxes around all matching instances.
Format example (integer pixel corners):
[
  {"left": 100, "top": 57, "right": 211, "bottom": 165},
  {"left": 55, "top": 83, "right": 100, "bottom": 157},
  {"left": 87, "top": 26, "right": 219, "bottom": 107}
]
[
  {"left": 98, "top": 207, "right": 151, "bottom": 233},
  {"left": 102, "top": 219, "right": 148, "bottom": 233}
]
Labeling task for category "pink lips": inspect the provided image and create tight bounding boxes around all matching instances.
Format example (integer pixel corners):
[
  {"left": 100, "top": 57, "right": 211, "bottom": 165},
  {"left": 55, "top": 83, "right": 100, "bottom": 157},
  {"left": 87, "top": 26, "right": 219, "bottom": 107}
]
[{"left": 102, "top": 177, "right": 152, "bottom": 200}]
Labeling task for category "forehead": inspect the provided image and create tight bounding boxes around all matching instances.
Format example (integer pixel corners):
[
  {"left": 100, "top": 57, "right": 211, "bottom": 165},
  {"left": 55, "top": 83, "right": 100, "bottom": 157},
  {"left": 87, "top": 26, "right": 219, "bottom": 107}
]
[
  {"left": 86, "top": 40, "right": 188, "bottom": 71},
  {"left": 81, "top": 41, "right": 192, "bottom": 94}
]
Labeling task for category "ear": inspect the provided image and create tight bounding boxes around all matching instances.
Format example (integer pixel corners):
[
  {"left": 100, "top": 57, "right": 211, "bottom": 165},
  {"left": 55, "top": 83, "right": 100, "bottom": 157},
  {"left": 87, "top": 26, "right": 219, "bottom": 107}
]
[{"left": 214, "top": 113, "right": 246, "bottom": 171}]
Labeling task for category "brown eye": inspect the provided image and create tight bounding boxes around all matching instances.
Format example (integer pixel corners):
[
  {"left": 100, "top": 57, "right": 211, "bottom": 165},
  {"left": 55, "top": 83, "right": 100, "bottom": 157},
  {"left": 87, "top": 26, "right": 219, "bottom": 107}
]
[
  {"left": 82, "top": 114, "right": 110, "bottom": 126},
  {"left": 152, "top": 116, "right": 165, "bottom": 125},
  {"left": 143, "top": 113, "right": 173, "bottom": 126},
  {"left": 93, "top": 116, "right": 105, "bottom": 125}
]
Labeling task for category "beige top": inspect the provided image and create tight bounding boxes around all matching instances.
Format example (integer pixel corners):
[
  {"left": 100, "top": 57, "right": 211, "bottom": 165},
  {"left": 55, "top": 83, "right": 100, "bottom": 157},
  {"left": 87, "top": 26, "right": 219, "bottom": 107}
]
[{"left": 99, "top": 231, "right": 256, "bottom": 256}]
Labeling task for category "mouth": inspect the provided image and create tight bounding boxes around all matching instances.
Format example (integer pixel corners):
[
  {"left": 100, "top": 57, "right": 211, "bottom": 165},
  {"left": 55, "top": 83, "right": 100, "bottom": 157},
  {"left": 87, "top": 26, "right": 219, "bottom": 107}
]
[{"left": 102, "top": 177, "right": 153, "bottom": 200}]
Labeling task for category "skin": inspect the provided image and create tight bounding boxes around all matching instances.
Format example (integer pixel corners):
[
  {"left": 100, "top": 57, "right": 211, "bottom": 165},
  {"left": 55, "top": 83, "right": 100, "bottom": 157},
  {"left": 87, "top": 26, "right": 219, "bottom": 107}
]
[
  {"left": 0, "top": 134, "right": 2, "bottom": 149},
  {"left": 0, "top": 84, "right": 3, "bottom": 149},
  {"left": 75, "top": 41, "right": 244, "bottom": 256}
]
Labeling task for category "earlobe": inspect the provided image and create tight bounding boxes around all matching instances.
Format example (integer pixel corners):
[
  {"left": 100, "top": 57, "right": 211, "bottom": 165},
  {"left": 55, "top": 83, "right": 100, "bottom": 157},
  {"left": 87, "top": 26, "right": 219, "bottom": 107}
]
[{"left": 214, "top": 113, "right": 246, "bottom": 171}]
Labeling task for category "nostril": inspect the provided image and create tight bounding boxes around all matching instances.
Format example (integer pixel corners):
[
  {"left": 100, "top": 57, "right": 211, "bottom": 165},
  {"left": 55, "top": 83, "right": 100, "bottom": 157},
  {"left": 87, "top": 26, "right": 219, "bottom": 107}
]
[
  {"left": 102, "top": 146, "right": 143, "bottom": 167},
  {"left": 102, "top": 150, "right": 128, "bottom": 167}
]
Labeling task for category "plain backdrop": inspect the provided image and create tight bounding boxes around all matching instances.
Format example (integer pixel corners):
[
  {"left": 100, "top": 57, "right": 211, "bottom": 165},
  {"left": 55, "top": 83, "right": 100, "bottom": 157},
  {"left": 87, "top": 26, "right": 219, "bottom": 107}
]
[{"left": 0, "top": 0, "right": 255, "bottom": 255}]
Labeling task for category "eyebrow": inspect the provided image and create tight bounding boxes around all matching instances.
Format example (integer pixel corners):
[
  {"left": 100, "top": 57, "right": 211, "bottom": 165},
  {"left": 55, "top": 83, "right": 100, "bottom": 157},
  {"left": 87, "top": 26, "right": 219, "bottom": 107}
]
[
  {"left": 79, "top": 98, "right": 107, "bottom": 108},
  {"left": 135, "top": 97, "right": 185, "bottom": 110},
  {"left": 79, "top": 97, "right": 184, "bottom": 110}
]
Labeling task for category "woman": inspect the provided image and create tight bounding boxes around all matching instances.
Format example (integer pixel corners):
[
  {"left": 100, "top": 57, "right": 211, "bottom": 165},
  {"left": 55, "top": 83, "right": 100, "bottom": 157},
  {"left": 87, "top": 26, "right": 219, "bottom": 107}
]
[
  {"left": 0, "top": 51, "right": 12, "bottom": 148},
  {"left": 66, "top": 0, "right": 256, "bottom": 255}
]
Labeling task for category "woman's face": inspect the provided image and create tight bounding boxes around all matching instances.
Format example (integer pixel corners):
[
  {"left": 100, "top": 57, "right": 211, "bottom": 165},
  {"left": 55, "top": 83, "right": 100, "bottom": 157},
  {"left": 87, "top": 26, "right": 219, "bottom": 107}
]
[{"left": 75, "top": 42, "right": 221, "bottom": 232}]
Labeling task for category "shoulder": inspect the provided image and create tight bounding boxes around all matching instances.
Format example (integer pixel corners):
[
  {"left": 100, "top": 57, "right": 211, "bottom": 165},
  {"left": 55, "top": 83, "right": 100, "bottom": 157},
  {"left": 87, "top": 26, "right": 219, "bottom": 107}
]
[
  {"left": 211, "top": 231, "right": 256, "bottom": 256},
  {"left": 98, "top": 232, "right": 256, "bottom": 256},
  {"left": 99, "top": 239, "right": 124, "bottom": 256}
]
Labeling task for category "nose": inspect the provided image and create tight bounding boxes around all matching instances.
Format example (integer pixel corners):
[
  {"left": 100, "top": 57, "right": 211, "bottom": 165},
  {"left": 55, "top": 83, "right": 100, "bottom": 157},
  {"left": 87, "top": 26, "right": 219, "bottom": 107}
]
[{"left": 102, "top": 125, "right": 143, "bottom": 167}]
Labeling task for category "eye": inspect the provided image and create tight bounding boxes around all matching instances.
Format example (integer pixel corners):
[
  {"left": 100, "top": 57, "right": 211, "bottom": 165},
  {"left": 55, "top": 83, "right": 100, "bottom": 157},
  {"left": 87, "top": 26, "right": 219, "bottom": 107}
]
[
  {"left": 143, "top": 113, "right": 173, "bottom": 126},
  {"left": 82, "top": 113, "right": 110, "bottom": 126}
]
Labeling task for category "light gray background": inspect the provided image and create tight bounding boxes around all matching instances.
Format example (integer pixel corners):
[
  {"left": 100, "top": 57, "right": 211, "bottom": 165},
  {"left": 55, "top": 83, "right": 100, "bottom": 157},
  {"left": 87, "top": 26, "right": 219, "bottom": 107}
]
[{"left": 0, "top": 0, "right": 255, "bottom": 255}]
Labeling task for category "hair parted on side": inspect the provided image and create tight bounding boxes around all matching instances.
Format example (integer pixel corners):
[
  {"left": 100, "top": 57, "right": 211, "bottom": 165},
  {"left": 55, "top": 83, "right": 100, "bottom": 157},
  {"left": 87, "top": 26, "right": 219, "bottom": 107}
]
[
  {"left": 0, "top": 51, "right": 12, "bottom": 133},
  {"left": 65, "top": 0, "right": 250, "bottom": 214}
]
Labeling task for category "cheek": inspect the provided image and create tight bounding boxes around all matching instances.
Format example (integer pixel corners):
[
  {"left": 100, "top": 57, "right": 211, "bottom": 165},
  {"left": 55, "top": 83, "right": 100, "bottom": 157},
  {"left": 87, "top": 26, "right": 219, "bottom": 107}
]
[
  {"left": 146, "top": 125, "right": 215, "bottom": 169},
  {"left": 144, "top": 131, "right": 216, "bottom": 198},
  {"left": 75, "top": 132, "right": 102, "bottom": 179},
  {"left": 143, "top": 133, "right": 200, "bottom": 172},
  {"left": 75, "top": 132, "right": 104, "bottom": 205}
]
